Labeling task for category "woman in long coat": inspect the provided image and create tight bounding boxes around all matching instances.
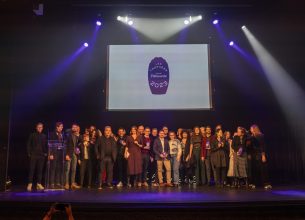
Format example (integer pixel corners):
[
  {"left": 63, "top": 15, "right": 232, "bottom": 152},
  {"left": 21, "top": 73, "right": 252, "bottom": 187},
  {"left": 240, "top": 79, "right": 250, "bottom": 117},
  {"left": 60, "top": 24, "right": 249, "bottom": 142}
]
[
  {"left": 125, "top": 126, "right": 143, "bottom": 187},
  {"left": 232, "top": 127, "right": 248, "bottom": 188},
  {"left": 210, "top": 129, "right": 227, "bottom": 187}
]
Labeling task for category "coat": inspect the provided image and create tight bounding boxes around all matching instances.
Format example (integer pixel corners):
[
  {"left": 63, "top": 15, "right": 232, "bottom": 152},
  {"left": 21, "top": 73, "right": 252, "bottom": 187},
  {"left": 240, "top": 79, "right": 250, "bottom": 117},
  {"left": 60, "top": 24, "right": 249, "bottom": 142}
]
[
  {"left": 95, "top": 136, "right": 117, "bottom": 162},
  {"left": 153, "top": 137, "right": 170, "bottom": 160}
]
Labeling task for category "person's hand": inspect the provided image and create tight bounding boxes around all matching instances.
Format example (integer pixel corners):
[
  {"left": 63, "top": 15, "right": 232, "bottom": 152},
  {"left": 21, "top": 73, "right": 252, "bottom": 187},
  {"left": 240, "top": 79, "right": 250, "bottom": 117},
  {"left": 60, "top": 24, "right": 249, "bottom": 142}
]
[
  {"left": 160, "top": 154, "right": 164, "bottom": 158},
  {"left": 134, "top": 140, "right": 139, "bottom": 145},
  {"left": 78, "top": 160, "right": 81, "bottom": 165},
  {"left": 248, "top": 155, "right": 252, "bottom": 160},
  {"left": 49, "top": 155, "right": 54, "bottom": 160},
  {"left": 201, "top": 157, "right": 205, "bottom": 161},
  {"left": 185, "top": 155, "right": 190, "bottom": 162},
  {"left": 177, "top": 157, "right": 181, "bottom": 162},
  {"left": 65, "top": 204, "right": 73, "bottom": 218},
  {"left": 65, "top": 155, "right": 70, "bottom": 161},
  {"left": 262, "top": 154, "right": 267, "bottom": 163},
  {"left": 43, "top": 204, "right": 58, "bottom": 220}
]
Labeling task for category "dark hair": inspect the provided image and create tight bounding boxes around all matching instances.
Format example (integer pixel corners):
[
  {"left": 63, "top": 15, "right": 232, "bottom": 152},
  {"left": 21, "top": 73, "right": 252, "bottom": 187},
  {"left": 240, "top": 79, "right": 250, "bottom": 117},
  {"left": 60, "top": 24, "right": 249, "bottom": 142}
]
[
  {"left": 118, "top": 127, "right": 125, "bottom": 131},
  {"left": 144, "top": 127, "right": 151, "bottom": 130},
  {"left": 152, "top": 128, "right": 158, "bottom": 131},
  {"left": 181, "top": 129, "right": 190, "bottom": 139},
  {"left": 193, "top": 126, "right": 200, "bottom": 131},
  {"left": 130, "top": 126, "right": 137, "bottom": 134},
  {"left": 55, "top": 122, "right": 63, "bottom": 128},
  {"left": 36, "top": 122, "right": 43, "bottom": 127}
]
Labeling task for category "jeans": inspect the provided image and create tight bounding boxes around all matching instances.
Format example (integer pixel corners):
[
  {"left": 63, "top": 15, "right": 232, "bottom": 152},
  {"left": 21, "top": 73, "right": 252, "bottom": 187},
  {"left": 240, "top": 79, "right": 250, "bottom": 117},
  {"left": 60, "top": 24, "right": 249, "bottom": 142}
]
[
  {"left": 157, "top": 159, "right": 171, "bottom": 184},
  {"left": 28, "top": 155, "right": 45, "bottom": 184},
  {"left": 65, "top": 153, "right": 77, "bottom": 185},
  {"left": 141, "top": 153, "right": 150, "bottom": 183},
  {"left": 193, "top": 147, "right": 206, "bottom": 185},
  {"left": 170, "top": 155, "right": 180, "bottom": 184}
]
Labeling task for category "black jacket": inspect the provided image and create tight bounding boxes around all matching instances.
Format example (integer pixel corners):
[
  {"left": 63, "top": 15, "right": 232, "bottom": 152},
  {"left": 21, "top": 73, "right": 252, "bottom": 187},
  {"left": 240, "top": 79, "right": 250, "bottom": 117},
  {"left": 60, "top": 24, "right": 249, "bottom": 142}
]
[
  {"left": 95, "top": 136, "right": 117, "bottom": 162},
  {"left": 79, "top": 142, "right": 91, "bottom": 161},
  {"left": 232, "top": 135, "right": 247, "bottom": 155},
  {"left": 27, "top": 132, "right": 47, "bottom": 157},
  {"left": 66, "top": 133, "right": 82, "bottom": 158}
]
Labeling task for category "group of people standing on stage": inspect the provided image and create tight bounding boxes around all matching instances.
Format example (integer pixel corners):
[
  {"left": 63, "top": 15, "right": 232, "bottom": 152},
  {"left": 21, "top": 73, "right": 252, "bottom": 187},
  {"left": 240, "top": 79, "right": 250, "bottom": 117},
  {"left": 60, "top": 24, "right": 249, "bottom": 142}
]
[{"left": 26, "top": 122, "right": 272, "bottom": 191}]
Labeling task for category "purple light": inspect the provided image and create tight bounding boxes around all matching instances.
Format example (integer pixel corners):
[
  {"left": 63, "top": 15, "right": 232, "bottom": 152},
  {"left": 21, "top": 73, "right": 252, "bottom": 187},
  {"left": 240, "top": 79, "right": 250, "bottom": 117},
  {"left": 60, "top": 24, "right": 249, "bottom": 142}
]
[
  {"left": 229, "top": 41, "right": 234, "bottom": 46},
  {"left": 96, "top": 20, "right": 102, "bottom": 26},
  {"left": 83, "top": 42, "right": 89, "bottom": 47},
  {"left": 213, "top": 19, "right": 219, "bottom": 25}
]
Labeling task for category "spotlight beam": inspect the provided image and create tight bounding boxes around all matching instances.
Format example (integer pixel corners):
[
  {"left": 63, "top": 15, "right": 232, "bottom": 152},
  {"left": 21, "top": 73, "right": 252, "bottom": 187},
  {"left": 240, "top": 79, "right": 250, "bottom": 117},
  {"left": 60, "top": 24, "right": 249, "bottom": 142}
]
[{"left": 242, "top": 26, "right": 305, "bottom": 147}]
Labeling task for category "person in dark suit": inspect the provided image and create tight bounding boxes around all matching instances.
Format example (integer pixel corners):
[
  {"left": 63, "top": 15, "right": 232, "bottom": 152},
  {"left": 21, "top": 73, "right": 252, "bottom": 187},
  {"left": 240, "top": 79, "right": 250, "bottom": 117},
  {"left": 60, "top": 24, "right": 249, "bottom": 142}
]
[
  {"left": 48, "top": 122, "right": 64, "bottom": 189},
  {"left": 27, "top": 122, "right": 47, "bottom": 191},
  {"left": 153, "top": 130, "right": 173, "bottom": 187},
  {"left": 64, "top": 124, "right": 81, "bottom": 190},
  {"left": 95, "top": 126, "right": 117, "bottom": 189},
  {"left": 79, "top": 133, "right": 92, "bottom": 188}
]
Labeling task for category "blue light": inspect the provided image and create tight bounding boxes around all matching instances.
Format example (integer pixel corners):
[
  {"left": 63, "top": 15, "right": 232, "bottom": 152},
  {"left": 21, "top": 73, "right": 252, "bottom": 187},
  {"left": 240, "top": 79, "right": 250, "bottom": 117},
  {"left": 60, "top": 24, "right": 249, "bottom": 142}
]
[
  {"left": 213, "top": 19, "right": 219, "bottom": 25},
  {"left": 229, "top": 41, "right": 234, "bottom": 46},
  {"left": 96, "top": 20, "right": 102, "bottom": 26},
  {"left": 83, "top": 42, "right": 89, "bottom": 47}
]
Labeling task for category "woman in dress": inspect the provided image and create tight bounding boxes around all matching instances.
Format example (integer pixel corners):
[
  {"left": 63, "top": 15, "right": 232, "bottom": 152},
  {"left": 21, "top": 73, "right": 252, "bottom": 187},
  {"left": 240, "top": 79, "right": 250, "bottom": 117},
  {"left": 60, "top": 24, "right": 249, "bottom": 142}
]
[
  {"left": 125, "top": 126, "right": 143, "bottom": 187},
  {"left": 224, "top": 131, "right": 235, "bottom": 187},
  {"left": 180, "top": 130, "right": 194, "bottom": 184}
]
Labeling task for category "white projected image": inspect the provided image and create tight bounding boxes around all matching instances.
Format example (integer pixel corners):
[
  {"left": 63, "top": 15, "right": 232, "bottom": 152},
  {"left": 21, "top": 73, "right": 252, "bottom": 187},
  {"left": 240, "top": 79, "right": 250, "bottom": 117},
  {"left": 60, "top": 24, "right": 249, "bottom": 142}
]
[{"left": 107, "top": 44, "right": 211, "bottom": 110}]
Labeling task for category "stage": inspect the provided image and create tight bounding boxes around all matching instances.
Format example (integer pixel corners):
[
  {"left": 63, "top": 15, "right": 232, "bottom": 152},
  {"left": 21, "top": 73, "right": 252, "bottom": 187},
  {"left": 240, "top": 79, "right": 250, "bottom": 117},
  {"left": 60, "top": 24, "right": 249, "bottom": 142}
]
[{"left": 1, "top": 185, "right": 305, "bottom": 219}]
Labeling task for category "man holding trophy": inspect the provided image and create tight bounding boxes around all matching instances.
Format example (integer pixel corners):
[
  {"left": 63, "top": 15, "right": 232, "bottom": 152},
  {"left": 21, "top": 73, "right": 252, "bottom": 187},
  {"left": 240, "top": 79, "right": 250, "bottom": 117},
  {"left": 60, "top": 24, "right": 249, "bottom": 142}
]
[{"left": 153, "top": 130, "right": 173, "bottom": 187}]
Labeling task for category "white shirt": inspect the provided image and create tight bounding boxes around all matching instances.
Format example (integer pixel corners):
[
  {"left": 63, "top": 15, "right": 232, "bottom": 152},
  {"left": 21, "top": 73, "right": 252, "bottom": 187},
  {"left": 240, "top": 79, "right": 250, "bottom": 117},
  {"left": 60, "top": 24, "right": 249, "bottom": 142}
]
[{"left": 160, "top": 138, "right": 165, "bottom": 152}]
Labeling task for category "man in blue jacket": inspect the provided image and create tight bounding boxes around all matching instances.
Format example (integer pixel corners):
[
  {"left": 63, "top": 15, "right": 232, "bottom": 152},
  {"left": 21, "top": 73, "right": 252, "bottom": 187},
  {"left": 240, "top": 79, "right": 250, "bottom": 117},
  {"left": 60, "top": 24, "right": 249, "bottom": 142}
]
[{"left": 153, "top": 130, "right": 173, "bottom": 187}]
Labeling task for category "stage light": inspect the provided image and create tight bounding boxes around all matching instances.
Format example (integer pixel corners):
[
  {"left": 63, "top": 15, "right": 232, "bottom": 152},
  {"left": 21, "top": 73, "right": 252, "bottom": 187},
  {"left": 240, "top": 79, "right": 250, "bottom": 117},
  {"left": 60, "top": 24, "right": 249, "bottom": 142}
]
[
  {"left": 117, "top": 16, "right": 122, "bottom": 21},
  {"left": 242, "top": 26, "right": 305, "bottom": 149},
  {"left": 198, "top": 15, "right": 203, "bottom": 20},
  {"left": 128, "top": 20, "right": 134, "bottom": 26},
  {"left": 213, "top": 19, "right": 219, "bottom": 25},
  {"left": 184, "top": 19, "right": 190, "bottom": 25},
  {"left": 189, "top": 16, "right": 192, "bottom": 22},
  {"left": 229, "top": 41, "right": 234, "bottom": 46},
  {"left": 83, "top": 42, "right": 89, "bottom": 47},
  {"left": 241, "top": 25, "right": 246, "bottom": 29},
  {"left": 96, "top": 20, "right": 102, "bottom": 26}
]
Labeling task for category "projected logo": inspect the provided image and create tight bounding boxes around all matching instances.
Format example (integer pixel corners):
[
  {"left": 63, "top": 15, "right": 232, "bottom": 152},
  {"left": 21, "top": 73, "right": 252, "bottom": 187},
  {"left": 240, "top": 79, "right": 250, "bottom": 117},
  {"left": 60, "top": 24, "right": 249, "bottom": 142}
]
[{"left": 148, "top": 57, "right": 169, "bottom": 95}]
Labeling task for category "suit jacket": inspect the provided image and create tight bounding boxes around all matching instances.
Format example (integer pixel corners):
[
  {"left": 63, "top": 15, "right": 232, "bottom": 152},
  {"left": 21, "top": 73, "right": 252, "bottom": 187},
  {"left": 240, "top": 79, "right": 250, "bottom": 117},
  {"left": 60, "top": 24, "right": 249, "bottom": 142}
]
[
  {"left": 153, "top": 137, "right": 170, "bottom": 160},
  {"left": 48, "top": 131, "right": 64, "bottom": 158},
  {"left": 27, "top": 132, "right": 47, "bottom": 157},
  {"left": 95, "top": 136, "right": 117, "bottom": 162},
  {"left": 66, "top": 133, "right": 81, "bottom": 158}
]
